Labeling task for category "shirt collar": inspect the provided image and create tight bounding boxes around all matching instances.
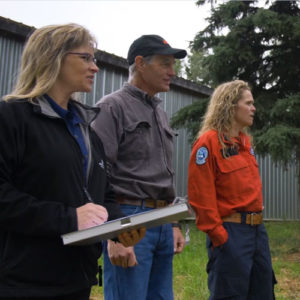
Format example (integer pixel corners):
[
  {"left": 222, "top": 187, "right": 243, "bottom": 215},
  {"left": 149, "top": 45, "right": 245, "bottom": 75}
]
[
  {"left": 222, "top": 132, "right": 245, "bottom": 145},
  {"left": 44, "top": 94, "right": 83, "bottom": 125},
  {"left": 123, "top": 82, "right": 162, "bottom": 108}
]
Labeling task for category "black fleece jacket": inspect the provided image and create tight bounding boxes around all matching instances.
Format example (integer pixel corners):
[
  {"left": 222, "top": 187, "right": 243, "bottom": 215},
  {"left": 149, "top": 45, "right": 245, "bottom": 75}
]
[{"left": 0, "top": 97, "right": 123, "bottom": 297}]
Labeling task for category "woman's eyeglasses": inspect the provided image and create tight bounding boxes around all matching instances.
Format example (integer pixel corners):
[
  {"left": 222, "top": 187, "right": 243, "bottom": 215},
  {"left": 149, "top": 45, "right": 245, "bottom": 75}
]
[{"left": 67, "top": 52, "right": 97, "bottom": 64}]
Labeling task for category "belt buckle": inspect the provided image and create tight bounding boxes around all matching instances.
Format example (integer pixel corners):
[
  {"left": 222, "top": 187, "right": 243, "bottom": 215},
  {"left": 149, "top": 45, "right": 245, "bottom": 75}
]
[{"left": 250, "top": 212, "right": 257, "bottom": 226}]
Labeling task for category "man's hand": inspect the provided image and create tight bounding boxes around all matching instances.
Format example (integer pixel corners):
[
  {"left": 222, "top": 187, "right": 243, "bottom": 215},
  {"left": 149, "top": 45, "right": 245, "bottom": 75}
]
[
  {"left": 173, "top": 226, "right": 185, "bottom": 254},
  {"left": 118, "top": 227, "right": 146, "bottom": 247},
  {"left": 108, "top": 240, "right": 137, "bottom": 268},
  {"left": 76, "top": 203, "right": 108, "bottom": 230}
]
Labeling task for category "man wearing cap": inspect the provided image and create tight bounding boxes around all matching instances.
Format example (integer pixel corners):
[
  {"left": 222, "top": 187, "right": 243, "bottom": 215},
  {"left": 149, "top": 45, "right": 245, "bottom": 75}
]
[{"left": 92, "top": 35, "right": 187, "bottom": 300}]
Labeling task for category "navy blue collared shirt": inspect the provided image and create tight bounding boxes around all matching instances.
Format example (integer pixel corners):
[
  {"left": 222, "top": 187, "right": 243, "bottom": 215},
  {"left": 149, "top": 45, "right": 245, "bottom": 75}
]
[{"left": 44, "top": 94, "right": 88, "bottom": 181}]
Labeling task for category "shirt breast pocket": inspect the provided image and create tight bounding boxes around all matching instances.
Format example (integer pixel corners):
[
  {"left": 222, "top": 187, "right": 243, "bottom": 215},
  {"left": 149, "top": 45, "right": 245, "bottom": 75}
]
[
  {"left": 119, "top": 121, "right": 151, "bottom": 160},
  {"left": 163, "top": 126, "right": 175, "bottom": 168},
  {"left": 217, "top": 155, "right": 249, "bottom": 174},
  {"left": 216, "top": 155, "right": 250, "bottom": 198}
]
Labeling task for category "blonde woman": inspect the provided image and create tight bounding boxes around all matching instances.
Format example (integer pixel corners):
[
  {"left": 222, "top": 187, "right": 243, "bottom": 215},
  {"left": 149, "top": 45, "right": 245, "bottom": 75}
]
[
  {"left": 0, "top": 24, "right": 144, "bottom": 299},
  {"left": 188, "top": 80, "right": 276, "bottom": 299}
]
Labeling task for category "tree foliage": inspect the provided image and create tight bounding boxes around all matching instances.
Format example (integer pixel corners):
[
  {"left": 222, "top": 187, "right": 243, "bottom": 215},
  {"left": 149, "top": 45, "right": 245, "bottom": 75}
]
[
  {"left": 170, "top": 98, "right": 209, "bottom": 143},
  {"left": 171, "top": 0, "right": 300, "bottom": 167},
  {"left": 185, "top": 50, "right": 208, "bottom": 85},
  {"left": 254, "top": 93, "right": 300, "bottom": 165},
  {"left": 174, "top": 59, "right": 184, "bottom": 77},
  {"left": 192, "top": 0, "right": 300, "bottom": 96}
]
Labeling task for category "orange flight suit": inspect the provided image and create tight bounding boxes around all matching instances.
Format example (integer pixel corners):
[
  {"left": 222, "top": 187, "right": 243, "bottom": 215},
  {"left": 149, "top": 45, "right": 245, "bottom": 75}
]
[{"left": 188, "top": 129, "right": 263, "bottom": 247}]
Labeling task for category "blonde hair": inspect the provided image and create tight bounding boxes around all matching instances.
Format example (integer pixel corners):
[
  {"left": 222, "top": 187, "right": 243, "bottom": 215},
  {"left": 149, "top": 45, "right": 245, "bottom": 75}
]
[
  {"left": 197, "top": 80, "right": 251, "bottom": 148},
  {"left": 4, "top": 23, "right": 96, "bottom": 101}
]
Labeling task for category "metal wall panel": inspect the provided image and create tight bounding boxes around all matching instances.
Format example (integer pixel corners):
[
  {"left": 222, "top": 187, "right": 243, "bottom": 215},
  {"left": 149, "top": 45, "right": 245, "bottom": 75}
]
[
  {"left": 0, "top": 36, "right": 24, "bottom": 97},
  {"left": 0, "top": 32, "right": 299, "bottom": 220},
  {"left": 257, "top": 155, "right": 299, "bottom": 220}
]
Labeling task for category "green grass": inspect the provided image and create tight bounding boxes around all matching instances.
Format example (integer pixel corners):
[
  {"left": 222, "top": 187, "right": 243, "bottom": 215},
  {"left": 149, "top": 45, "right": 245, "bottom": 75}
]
[
  {"left": 91, "top": 221, "right": 300, "bottom": 300},
  {"left": 173, "top": 222, "right": 208, "bottom": 300},
  {"left": 266, "top": 221, "right": 300, "bottom": 300}
]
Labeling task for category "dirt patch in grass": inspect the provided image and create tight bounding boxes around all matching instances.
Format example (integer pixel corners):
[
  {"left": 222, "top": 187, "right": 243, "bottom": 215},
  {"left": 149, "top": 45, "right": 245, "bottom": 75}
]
[
  {"left": 275, "top": 252, "right": 300, "bottom": 300},
  {"left": 287, "top": 252, "right": 300, "bottom": 263},
  {"left": 90, "top": 296, "right": 103, "bottom": 300}
]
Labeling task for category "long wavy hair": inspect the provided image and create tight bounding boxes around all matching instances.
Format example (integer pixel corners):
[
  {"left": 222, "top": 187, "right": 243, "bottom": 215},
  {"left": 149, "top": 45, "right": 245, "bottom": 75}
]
[
  {"left": 197, "top": 80, "right": 251, "bottom": 149},
  {"left": 4, "top": 23, "right": 96, "bottom": 101}
]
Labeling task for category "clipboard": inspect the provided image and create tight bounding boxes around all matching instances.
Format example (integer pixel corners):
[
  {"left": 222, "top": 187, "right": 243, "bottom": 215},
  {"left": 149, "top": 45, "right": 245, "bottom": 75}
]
[{"left": 62, "top": 202, "right": 190, "bottom": 246}]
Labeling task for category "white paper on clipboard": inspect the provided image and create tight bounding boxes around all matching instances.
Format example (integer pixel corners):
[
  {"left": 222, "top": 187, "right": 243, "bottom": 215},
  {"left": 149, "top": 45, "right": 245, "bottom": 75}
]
[{"left": 62, "top": 203, "right": 190, "bottom": 246}]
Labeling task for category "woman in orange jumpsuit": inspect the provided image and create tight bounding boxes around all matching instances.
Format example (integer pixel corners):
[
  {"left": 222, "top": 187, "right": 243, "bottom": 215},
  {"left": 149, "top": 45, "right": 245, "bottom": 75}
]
[{"left": 188, "top": 80, "right": 276, "bottom": 299}]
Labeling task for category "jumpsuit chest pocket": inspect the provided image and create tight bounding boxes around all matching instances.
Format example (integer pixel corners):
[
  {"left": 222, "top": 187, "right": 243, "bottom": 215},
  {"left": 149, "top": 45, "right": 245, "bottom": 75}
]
[
  {"left": 215, "top": 155, "right": 250, "bottom": 198},
  {"left": 217, "top": 155, "right": 249, "bottom": 174},
  {"left": 119, "top": 121, "right": 151, "bottom": 160}
]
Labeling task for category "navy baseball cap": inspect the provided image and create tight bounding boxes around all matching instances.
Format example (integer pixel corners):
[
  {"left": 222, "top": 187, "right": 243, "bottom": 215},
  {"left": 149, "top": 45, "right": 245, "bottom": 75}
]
[{"left": 127, "top": 34, "right": 187, "bottom": 65}]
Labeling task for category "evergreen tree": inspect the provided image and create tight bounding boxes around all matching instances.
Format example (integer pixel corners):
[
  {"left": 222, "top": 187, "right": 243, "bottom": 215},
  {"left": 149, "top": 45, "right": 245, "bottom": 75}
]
[
  {"left": 185, "top": 49, "right": 209, "bottom": 85},
  {"left": 174, "top": 59, "right": 184, "bottom": 77}
]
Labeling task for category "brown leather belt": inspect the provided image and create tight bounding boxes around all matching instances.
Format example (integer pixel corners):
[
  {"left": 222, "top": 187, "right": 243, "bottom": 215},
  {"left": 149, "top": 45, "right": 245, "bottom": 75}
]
[
  {"left": 117, "top": 197, "right": 168, "bottom": 208},
  {"left": 222, "top": 212, "right": 263, "bottom": 226}
]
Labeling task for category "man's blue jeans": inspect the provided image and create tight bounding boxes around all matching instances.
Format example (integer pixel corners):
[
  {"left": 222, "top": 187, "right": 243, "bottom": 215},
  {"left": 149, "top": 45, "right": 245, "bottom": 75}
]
[{"left": 103, "top": 204, "right": 174, "bottom": 300}]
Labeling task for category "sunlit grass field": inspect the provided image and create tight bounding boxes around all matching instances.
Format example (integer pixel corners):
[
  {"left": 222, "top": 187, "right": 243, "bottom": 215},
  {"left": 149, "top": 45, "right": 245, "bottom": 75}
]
[{"left": 91, "top": 221, "right": 300, "bottom": 300}]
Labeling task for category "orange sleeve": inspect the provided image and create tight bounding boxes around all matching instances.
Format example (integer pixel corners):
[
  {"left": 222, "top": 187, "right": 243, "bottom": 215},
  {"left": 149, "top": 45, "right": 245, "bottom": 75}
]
[{"left": 188, "top": 135, "right": 228, "bottom": 247}]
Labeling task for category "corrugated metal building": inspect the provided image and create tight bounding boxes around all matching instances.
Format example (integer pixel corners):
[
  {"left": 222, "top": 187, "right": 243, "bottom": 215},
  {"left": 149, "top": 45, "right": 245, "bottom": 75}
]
[{"left": 0, "top": 16, "right": 299, "bottom": 220}]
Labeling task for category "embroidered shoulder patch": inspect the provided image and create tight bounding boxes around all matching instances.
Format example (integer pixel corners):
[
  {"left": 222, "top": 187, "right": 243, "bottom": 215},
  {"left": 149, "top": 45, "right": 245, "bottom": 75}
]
[{"left": 196, "top": 147, "right": 208, "bottom": 165}]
